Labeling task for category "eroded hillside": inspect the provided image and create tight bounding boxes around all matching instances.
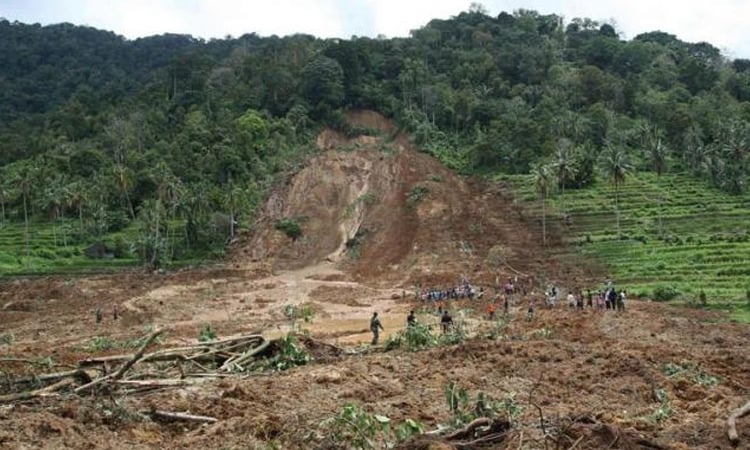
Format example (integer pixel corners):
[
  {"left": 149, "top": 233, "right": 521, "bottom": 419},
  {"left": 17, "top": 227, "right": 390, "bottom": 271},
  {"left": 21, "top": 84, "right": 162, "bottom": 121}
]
[{"left": 232, "top": 111, "right": 597, "bottom": 288}]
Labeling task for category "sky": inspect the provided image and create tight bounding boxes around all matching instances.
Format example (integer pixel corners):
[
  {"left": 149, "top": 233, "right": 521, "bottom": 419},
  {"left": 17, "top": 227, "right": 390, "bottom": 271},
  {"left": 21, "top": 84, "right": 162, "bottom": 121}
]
[{"left": 1, "top": 0, "right": 749, "bottom": 59}]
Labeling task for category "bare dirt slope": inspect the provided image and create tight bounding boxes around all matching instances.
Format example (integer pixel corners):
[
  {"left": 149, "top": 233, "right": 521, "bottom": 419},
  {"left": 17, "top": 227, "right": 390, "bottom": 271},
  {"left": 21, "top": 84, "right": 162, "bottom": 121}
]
[
  {"left": 232, "top": 111, "right": 595, "bottom": 287},
  {"left": 1, "top": 111, "right": 748, "bottom": 449}
]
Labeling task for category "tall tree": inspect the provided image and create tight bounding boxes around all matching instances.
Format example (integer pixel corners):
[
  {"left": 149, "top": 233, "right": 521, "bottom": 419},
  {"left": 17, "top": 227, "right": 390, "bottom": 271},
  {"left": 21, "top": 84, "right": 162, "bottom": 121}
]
[
  {"left": 599, "top": 142, "right": 633, "bottom": 239},
  {"left": 550, "top": 138, "right": 576, "bottom": 216},
  {"left": 533, "top": 163, "right": 555, "bottom": 247},
  {"left": 647, "top": 127, "right": 668, "bottom": 237},
  {"left": 12, "top": 161, "right": 37, "bottom": 267}
]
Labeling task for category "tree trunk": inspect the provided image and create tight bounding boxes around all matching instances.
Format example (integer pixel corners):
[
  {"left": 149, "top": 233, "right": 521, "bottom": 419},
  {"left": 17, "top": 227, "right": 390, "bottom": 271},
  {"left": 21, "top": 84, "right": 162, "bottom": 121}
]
[
  {"left": 124, "top": 190, "right": 135, "bottom": 220},
  {"left": 60, "top": 209, "right": 67, "bottom": 247},
  {"left": 229, "top": 209, "right": 235, "bottom": 239},
  {"left": 541, "top": 192, "right": 547, "bottom": 247},
  {"left": 151, "top": 200, "right": 161, "bottom": 268},
  {"left": 78, "top": 204, "right": 84, "bottom": 236},
  {"left": 615, "top": 182, "right": 621, "bottom": 239},
  {"left": 23, "top": 193, "right": 30, "bottom": 268}
]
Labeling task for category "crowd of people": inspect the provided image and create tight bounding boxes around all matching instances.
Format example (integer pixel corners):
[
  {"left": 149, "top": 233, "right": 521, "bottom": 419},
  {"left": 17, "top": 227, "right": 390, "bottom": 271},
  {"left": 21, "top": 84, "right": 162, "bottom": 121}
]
[{"left": 369, "top": 277, "right": 628, "bottom": 345}]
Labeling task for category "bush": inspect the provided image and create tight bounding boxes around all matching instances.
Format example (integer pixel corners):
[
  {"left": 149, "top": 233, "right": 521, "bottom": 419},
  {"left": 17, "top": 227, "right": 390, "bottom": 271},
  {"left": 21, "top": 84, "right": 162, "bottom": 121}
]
[
  {"left": 699, "top": 290, "right": 707, "bottom": 306},
  {"left": 407, "top": 185, "right": 430, "bottom": 205},
  {"left": 275, "top": 218, "right": 303, "bottom": 241},
  {"left": 653, "top": 285, "right": 680, "bottom": 302},
  {"left": 198, "top": 323, "right": 217, "bottom": 342},
  {"left": 265, "top": 334, "right": 312, "bottom": 371}
]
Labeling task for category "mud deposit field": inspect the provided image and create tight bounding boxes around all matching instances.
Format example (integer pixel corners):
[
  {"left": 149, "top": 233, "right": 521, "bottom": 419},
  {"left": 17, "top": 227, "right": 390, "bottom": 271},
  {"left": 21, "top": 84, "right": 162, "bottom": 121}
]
[
  {"left": 1, "top": 113, "right": 749, "bottom": 449},
  {"left": 1, "top": 264, "right": 748, "bottom": 450}
]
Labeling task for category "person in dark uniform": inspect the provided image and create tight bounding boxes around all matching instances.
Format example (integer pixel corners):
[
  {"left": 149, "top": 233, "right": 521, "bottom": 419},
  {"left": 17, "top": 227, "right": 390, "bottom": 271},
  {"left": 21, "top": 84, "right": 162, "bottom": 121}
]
[
  {"left": 370, "top": 312, "right": 384, "bottom": 345},
  {"left": 407, "top": 310, "right": 417, "bottom": 327},
  {"left": 440, "top": 310, "right": 453, "bottom": 333}
]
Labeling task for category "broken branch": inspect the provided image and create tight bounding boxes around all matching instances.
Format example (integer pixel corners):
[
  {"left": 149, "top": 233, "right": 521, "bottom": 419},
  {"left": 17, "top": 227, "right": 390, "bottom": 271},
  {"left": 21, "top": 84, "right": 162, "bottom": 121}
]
[{"left": 727, "top": 400, "right": 750, "bottom": 445}]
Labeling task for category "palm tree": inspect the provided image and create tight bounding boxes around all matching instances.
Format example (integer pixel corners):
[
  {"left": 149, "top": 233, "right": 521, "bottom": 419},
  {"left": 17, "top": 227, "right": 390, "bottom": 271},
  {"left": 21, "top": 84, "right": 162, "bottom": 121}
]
[
  {"left": 64, "top": 180, "right": 88, "bottom": 236},
  {"left": 550, "top": 138, "right": 576, "bottom": 216},
  {"left": 151, "top": 162, "right": 183, "bottom": 264},
  {"left": 600, "top": 142, "right": 633, "bottom": 239},
  {"left": 533, "top": 163, "right": 555, "bottom": 247},
  {"left": 648, "top": 129, "right": 668, "bottom": 238},
  {"left": 0, "top": 184, "right": 8, "bottom": 228},
  {"left": 113, "top": 164, "right": 136, "bottom": 220},
  {"left": 13, "top": 162, "right": 37, "bottom": 267},
  {"left": 683, "top": 125, "right": 706, "bottom": 176}
]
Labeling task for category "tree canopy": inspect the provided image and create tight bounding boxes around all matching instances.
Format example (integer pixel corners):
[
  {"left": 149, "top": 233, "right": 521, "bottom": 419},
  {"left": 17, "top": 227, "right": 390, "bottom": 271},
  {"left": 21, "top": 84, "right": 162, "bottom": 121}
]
[{"left": 1, "top": 9, "right": 749, "bottom": 265}]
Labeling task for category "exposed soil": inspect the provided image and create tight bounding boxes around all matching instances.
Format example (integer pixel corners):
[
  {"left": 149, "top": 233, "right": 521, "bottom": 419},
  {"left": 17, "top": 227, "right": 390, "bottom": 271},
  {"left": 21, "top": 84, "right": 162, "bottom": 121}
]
[{"left": 0, "top": 111, "right": 748, "bottom": 449}]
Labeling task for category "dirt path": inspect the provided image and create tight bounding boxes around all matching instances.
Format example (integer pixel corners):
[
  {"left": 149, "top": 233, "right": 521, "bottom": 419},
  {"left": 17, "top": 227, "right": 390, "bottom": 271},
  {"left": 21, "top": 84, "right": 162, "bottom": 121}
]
[{"left": 118, "top": 261, "right": 410, "bottom": 345}]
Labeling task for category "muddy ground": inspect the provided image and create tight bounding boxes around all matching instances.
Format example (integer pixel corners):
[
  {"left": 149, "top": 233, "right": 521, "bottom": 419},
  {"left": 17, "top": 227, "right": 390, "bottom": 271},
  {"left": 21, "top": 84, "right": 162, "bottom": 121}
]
[{"left": 1, "top": 112, "right": 748, "bottom": 449}]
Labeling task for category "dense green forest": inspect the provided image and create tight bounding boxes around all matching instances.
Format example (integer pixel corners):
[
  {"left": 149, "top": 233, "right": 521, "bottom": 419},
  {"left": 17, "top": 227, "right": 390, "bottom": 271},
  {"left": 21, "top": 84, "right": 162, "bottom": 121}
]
[{"left": 1, "top": 6, "right": 749, "bottom": 270}]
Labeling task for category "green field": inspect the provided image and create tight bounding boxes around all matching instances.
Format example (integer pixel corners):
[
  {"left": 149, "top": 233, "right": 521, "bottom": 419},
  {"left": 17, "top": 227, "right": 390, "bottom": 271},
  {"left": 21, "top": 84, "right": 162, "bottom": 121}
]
[
  {"left": 499, "top": 172, "right": 750, "bottom": 321},
  {"left": 0, "top": 219, "right": 215, "bottom": 276}
]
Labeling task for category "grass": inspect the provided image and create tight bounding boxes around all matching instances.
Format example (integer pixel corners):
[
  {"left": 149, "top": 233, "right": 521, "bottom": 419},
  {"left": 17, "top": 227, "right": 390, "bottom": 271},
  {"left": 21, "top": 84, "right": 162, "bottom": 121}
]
[
  {"left": 499, "top": 171, "right": 750, "bottom": 322},
  {"left": 0, "top": 218, "right": 217, "bottom": 276}
]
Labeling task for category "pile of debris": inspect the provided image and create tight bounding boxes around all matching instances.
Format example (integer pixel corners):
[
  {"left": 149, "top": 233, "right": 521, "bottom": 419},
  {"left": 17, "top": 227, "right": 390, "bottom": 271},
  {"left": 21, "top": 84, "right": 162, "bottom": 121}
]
[{"left": 1, "top": 329, "right": 289, "bottom": 403}]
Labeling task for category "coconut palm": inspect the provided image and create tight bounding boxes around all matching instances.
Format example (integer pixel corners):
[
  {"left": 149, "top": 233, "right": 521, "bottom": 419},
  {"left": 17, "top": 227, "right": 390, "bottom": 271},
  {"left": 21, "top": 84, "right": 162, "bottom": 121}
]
[
  {"left": 533, "top": 163, "right": 555, "bottom": 247},
  {"left": 550, "top": 138, "right": 576, "bottom": 215},
  {"left": 600, "top": 142, "right": 633, "bottom": 239},
  {"left": 0, "top": 183, "right": 8, "bottom": 228},
  {"left": 64, "top": 180, "right": 88, "bottom": 236},
  {"left": 12, "top": 161, "right": 38, "bottom": 267},
  {"left": 648, "top": 129, "right": 668, "bottom": 237}
]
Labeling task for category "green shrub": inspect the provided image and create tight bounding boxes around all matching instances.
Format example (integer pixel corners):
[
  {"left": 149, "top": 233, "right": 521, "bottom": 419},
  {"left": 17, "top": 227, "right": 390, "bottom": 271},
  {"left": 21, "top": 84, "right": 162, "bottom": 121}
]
[
  {"left": 198, "top": 323, "right": 217, "bottom": 342},
  {"left": 265, "top": 334, "right": 312, "bottom": 371},
  {"left": 653, "top": 285, "right": 680, "bottom": 302},
  {"left": 86, "top": 336, "right": 117, "bottom": 352},
  {"left": 699, "top": 290, "right": 707, "bottom": 306},
  {"left": 275, "top": 218, "right": 303, "bottom": 241},
  {"left": 407, "top": 185, "right": 430, "bottom": 205}
]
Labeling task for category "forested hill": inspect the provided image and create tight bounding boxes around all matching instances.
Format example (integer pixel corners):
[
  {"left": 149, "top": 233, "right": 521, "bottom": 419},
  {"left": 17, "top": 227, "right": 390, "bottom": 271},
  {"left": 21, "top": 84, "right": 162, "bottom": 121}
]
[{"left": 1, "top": 8, "right": 749, "bottom": 268}]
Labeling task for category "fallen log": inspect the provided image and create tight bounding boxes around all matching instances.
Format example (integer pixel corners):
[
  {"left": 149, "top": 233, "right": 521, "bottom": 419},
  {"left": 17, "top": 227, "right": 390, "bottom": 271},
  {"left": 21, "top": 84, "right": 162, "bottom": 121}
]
[
  {"left": 5, "top": 369, "right": 93, "bottom": 386},
  {"left": 0, "top": 376, "right": 78, "bottom": 403},
  {"left": 148, "top": 409, "right": 218, "bottom": 424},
  {"left": 112, "top": 379, "right": 192, "bottom": 387},
  {"left": 219, "top": 339, "right": 270, "bottom": 371},
  {"left": 728, "top": 400, "right": 750, "bottom": 445},
  {"left": 75, "top": 327, "right": 167, "bottom": 394},
  {"left": 78, "top": 334, "right": 263, "bottom": 366}
]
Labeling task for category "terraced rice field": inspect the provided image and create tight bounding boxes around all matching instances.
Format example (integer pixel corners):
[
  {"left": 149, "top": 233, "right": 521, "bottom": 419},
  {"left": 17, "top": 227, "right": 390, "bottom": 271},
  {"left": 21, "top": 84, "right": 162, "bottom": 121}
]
[
  {"left": 500, "top": 172, "right": 750, "bottom": 319},
  {"left": 0, "top": 219, "right": 140, "bottom": 274}
]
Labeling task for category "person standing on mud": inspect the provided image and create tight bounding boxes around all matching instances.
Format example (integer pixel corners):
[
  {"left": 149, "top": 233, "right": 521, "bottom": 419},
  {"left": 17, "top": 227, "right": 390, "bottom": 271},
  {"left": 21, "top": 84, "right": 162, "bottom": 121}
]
[
  {"left": 526, "top": 298, "right": 535, "bottom": 321},
  {"left": 407, "top": 310, "right": 416, "bottom": 328},
  {"left": 370, "top": 312, "right": 384, "bottom": 345},
  {"left": 440, "top": 310, "right": 453, "bottom": 333}
]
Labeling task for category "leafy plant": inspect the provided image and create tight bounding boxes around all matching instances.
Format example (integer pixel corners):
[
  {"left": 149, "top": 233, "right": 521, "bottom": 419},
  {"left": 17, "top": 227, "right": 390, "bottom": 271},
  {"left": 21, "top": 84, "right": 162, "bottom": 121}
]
[
  {"left": 394, "top": 418, "right": 424, "bottom": 442},
  {"left": 275, "top": 217, "right": 303, "bottom": 241},
  {"left": 198, "top": 323, "right": 217, "bottom": 342},
  {"left": 653, "top": 285, "right": 680, "bottom": 302},
  {"left": 530, "top": 328, "right": 553, "bottom": 339},
  {"left": 651, "top": 388, "right": 673, "bottom": 423},
  {"left": 324, "top": 403, "right": 391, "bottom": 450},
  {"left": 264, "top": 334, "right": 312, "bottom": 371},
  {"left": 86, "top": 336, "right": 117, "bottom": 352},
  {"left": 407, "top": 185, "right": 430, "bottom": 205},
  {"left": 443, "top": 381, "right": 518, "bottom": 428},
  {"left": 0, "top": 333, "right": 15, "bottom": 345},
  {"left": 384, "top": 322, "right": 437, "bottom": 352},
  {"left": 664, "top": 361, "right": 720, "bottom": 386},
  {"left": 284, "top": 304, "right": 315, "bottom": 323}
]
